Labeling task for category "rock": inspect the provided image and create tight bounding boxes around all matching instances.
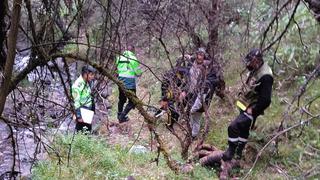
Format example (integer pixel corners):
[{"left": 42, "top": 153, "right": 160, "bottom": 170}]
[
  {"left": 49, "top": 113, "right": 57, "bottom": 119},
  {"left": 23, "top": 130, "right": 34, "bottom": 139},
  {"left": 0, "top": 171, "right": 20, "bottom": 180},
  {"left": 0, "top": 152, "right": 3, "bottom": 162},
  {"left": 58, "top": 118, "right": 75, "bottom": 132},
  {"left": 180, "top": 163, "right": 194, "bottom": 173},
  {"left": 20, "top": 175, "right": 32, "bottom": 180},
  {"left": 129, "top": 145, "right": 149, "bottom": 154},
  {"left": 126, "top": 175, "right": 135, "bottom": 180}
]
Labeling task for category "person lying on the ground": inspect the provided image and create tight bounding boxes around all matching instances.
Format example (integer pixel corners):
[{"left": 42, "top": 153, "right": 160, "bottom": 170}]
[{"left": 191, "top": 143, "right": 239, "bottom": 179}]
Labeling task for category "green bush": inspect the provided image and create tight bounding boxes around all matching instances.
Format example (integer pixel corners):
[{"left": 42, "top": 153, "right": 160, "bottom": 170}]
[
  {"left": 32, "top": 134, "right": 131, "bottom": 180},
  {"left": 32, "top": 133, "right": 222, "bottom": 179}
]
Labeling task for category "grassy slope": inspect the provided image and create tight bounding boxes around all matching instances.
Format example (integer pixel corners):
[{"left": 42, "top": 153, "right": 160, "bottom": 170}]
[
  {"left": 32, "top": 134, "right": 219, "bottom": 180},
  {"left": 32, "top": 54, "right": 320, "bottom": 179},
  {"left": 207, "top": 58, "right": 320, "bottom": 179}
]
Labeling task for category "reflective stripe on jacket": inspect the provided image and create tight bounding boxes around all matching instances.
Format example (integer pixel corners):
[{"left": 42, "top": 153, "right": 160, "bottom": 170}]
[
  {"left": 116, "top": 50, "right": 142, "bottom": 78},
  {"left": 71, "top": 75, "right": 92, "bottom": 109}
]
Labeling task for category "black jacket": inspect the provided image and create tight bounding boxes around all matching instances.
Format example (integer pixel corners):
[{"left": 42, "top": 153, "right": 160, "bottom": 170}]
[
  {"left": 161, "top": 67, "right": 189, "bottom": 101},
  {"left": 251, "top": 74, "right": 273, "bottom": 118},
  {"left": 202, "top": 67, "right": 219, "bottom": 105}
]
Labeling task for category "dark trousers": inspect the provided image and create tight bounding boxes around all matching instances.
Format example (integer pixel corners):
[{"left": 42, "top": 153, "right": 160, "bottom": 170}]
[
  {"left": 168, "top": 102, "right": 179, "bottom": 127},
  {"left": 75, "top": 122, "right": 92, "bottom": 132},
  {"left": 155, "top": 101, "right": 179, "bottom": 127},
  {"left": 75, "top": 106, "right": 93, "bottom": 133},
  {"left": 228, "top": 112, "right": 255, "bottom": 142},
  {"left": 118, "top": 88, "right": 136, "bottom": 117}
]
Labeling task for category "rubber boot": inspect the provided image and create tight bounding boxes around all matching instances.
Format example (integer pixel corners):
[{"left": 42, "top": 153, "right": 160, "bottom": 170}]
[
  {"left": 235, "top": 141, "right": 246, "bottom": 160},
  {"left": 117, "top": 112, "right": 122, "bottom": 121},
  {"left": 121, "top": 102, "right": 134, "bottom": 120},
  {"left": 118, "top": 112, "right": 129, "bottom": 123},
  {"left": 222, "top": 141, "right": 238, "bottom": 161}
]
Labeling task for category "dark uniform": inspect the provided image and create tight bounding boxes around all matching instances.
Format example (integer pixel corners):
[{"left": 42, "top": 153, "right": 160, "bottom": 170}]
[
  {"left": 223, "top": 49, "right": 274, "bottom": 160},
  {"left": 156, "top": 66, "right": 189, "bottom": 128}
]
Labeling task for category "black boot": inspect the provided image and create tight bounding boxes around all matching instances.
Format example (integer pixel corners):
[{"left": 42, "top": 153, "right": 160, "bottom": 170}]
[
  {"left": 118, "top": 112, "right": 128, "bottom": 123},
  {"left": 222, "top": 141, "right": 238, "bottom": 161},
  {"left": 169, "top": 109, "right": 179, "bottom": 127},
  {"left": 120, "top": 103, "right": 134, "bottom": 121},
  {"left": 117, "top": 112, "right": 122, "bottom": 121},
  {"left": 235, "top": 141, "right": 246, "bottom": 160}
]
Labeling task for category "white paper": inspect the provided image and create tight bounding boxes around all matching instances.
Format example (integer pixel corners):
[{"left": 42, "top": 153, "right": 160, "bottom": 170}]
[{"left": 80, "top": 108, "right": 94, "bottom": 124}]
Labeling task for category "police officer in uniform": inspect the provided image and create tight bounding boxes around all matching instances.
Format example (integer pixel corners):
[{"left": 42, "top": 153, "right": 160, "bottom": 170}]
[{"left": 72, "top": 65, "right": 96, "bottom": 132}]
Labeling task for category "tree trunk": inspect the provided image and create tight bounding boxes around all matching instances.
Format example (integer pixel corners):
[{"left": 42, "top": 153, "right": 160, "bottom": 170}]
[
  {"left": 207, "top": 0, "right": 226, "bottom": 99},
  {"left": 207, "top": 0, "right": 219, "bottom": 60},
  {"left": 0, "top": 0, "right": 7, "bottom": 68},
  {"left": 0, "top": 0, "right": 22, "bottom": 115},
  {"left": 184, "top": 19, "right": 205, "bottom": 49}
]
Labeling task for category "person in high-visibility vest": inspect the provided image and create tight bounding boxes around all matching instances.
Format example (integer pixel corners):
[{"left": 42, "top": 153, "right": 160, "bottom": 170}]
[
  {"left": 116, "top": 45, "right": 142, "bottom": 123},
  {"left": 71, "top": 65, "right": 96, "bottom": 132}
]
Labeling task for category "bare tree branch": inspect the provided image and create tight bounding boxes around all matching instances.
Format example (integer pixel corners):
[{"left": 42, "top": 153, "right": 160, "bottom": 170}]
[{"left": 0, "top": 0, "right": 23, "bottom": 115}]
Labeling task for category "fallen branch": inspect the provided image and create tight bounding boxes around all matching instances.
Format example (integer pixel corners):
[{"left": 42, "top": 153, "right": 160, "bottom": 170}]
[
  {"left": 278, "top": 59, "right": 320, "bottom": 131},
  {"left": 243, "top": 113, "right": 320, "bottom": 179}
]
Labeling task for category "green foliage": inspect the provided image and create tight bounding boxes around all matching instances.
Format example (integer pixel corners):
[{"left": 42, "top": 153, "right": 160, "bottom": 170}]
[
  {"left": 32, "top": 134, "right": 131, "bottom": 180},
  {"left": 31, "top": 133, "right": 221, "bottom": 179},
  {"left": 265, "top": 4, "right": 319, "bottom": 75},
  {"left": 272, "top": 125, "right": 320, "bottom": 178}
]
